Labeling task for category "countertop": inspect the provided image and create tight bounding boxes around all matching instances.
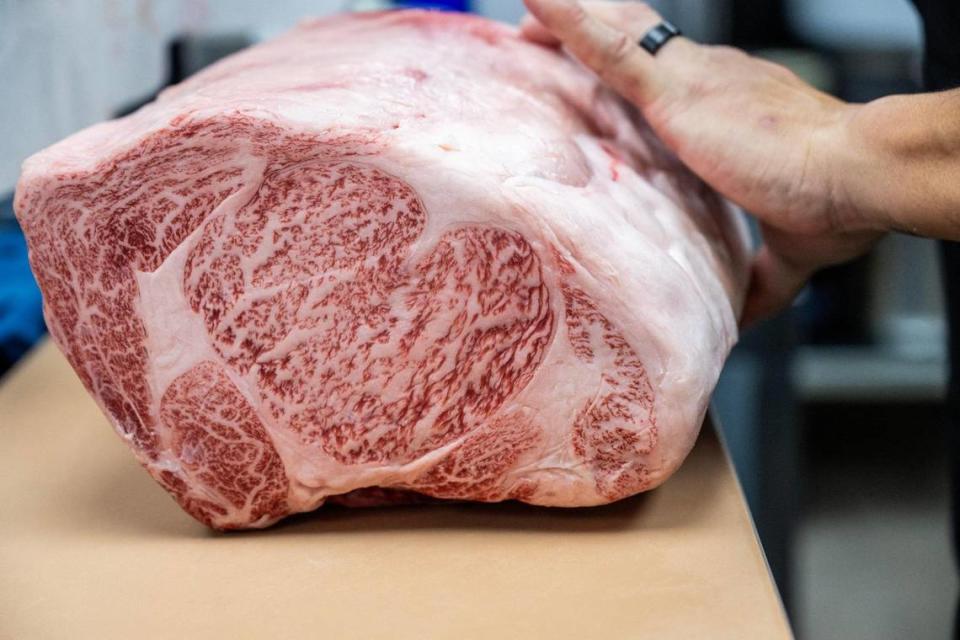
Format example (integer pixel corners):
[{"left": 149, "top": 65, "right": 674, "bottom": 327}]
[{"left": 0, "top": 340, "right": 792, "bottom": 639}]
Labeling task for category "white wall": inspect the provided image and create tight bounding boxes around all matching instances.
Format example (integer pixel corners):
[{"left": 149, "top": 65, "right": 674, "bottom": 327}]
[
  {"left": 0, "top": 0, "right": 355, "bottom": 194},
  {"left": 3, "top": 0, "right": 156, "bottom": 193}
]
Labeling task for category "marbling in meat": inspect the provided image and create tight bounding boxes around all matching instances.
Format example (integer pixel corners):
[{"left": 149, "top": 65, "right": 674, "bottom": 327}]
[{"left": 15, "top": 10, "right": 750, "bottom": 529}]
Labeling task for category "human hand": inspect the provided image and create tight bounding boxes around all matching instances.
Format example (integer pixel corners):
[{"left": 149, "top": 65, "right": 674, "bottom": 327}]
[{"left": 521, "top": 0, "right": 883, "bottom": 326}]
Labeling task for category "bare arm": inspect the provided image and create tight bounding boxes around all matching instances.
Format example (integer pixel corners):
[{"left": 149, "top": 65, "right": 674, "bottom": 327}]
[
  {"left": 838, "top": 90, "right": 960, "bottom": 239},
  {"left": 522, "top": 0, "right": 960, "bottom": 325}
]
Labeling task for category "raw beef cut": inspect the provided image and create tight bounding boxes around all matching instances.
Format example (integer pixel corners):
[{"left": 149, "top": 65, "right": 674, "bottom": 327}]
[{"left": 15, "top": 10, "right": 750, "bottom": 529}]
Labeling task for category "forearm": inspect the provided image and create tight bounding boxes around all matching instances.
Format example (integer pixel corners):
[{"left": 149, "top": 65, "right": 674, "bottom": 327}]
[{"left": 834, "top": 88, "right": 960, "bottom": 239}]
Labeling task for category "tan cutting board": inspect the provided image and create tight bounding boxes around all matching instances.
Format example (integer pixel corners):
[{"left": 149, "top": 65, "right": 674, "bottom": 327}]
[{"left": 0, "top": 340, "right": 792, "bottom": 639}]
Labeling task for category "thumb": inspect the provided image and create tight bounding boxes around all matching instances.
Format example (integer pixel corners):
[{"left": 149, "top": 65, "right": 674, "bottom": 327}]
[{"left": 522, "top": 0, "right": 669, "bottom": 106}]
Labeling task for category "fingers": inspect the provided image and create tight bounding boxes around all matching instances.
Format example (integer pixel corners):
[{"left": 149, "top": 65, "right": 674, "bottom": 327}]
[
  {"left": 519, "top": 15, "right": 562, "bottom": 47},
  {"left": 522, "top": 0, "right": 667, "bottom": 106},
  {"left": 581, "top": 1, "right": 662, "bottom": 39},
  {"left": 739, "top": 246, "right": 810, "bottom": 329}
]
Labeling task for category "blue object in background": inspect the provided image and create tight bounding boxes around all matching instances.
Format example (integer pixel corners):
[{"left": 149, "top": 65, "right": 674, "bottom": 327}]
[
  {"left": 394, "top": 0, "right": 470, "bottom": 11},
  {"left": 0, "top": 194, "right": 45, "bottom": 376}
]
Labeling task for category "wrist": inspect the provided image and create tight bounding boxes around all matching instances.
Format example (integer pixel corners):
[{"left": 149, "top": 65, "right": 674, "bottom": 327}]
[
  {"left": 828, "top": 92, "right": 960, "bottom": 237},
  {"left": 821, "top": 99, "right": 900, "bottom": 234}
]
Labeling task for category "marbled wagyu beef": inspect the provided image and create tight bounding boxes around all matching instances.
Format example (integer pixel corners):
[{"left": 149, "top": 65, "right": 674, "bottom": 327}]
[{"left": 15, "top": 11, "right": 750, "bottom": 529}]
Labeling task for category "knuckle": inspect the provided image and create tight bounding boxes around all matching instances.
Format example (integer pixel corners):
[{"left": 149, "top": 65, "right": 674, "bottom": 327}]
[
  {"left": 767, "top": 60, "right": 799, "bottom": 80},
  {"left": 603, "top": 32, "right": 636, "bottom": 69},
  {"left": 567, "top": 3, "right": 590, "bottom": 27}
]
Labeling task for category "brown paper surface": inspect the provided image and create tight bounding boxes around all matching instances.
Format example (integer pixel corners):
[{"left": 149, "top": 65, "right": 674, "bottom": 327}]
[{"left": 0, "top": 341, "right": 791, "bottom": 639}]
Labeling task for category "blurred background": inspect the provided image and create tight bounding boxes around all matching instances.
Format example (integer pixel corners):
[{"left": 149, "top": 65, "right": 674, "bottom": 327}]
[{"left": 0, "top": 1, "right": 952, "bottom": 637}]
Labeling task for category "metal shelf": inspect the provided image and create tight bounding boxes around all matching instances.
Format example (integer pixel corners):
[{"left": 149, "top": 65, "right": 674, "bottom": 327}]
[{"left": 792, "top": 346, "right": 946, "bottom": 403}]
